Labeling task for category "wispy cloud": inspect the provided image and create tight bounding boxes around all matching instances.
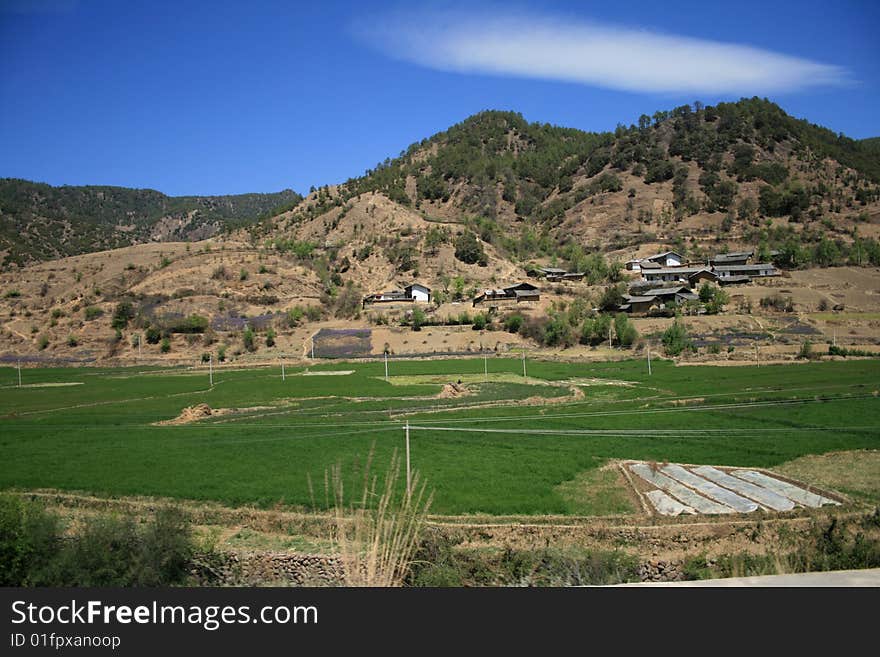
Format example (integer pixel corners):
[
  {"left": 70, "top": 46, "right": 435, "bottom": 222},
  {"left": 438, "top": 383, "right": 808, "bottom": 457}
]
[{"left": 354, "top": 8, "right": 851, "bottom": 95}]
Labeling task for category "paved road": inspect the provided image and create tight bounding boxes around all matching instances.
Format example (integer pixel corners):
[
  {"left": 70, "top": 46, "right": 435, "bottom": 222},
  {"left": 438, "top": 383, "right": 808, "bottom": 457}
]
[{"left": 616, "top": 568, "right": 880, "bottom": 586}]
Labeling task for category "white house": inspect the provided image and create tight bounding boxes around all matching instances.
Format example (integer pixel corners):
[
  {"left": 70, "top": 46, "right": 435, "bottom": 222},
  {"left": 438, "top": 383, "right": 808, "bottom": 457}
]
[
  {"left": 404, "top": 283, "right": 431, "bottom": 303},
  {"left": 643, "top": 251, "right": 684, "bottom": 268}
]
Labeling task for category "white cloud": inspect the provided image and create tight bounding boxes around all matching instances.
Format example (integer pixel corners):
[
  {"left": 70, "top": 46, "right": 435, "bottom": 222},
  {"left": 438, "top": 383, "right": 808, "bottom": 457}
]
[{"left": 354, "top": 8, "right": 851, "bottom": 95}]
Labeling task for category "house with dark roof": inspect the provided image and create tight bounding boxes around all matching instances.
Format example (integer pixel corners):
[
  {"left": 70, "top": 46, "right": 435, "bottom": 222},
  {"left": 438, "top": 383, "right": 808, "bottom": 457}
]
[
  {"left": 714, "top": 263, "right": 777, "bottom": 278},
  {"left": 641, "top": 266, "right": 708, "bottom": 284},
  {"left": 536, "top": 267, "right": 585, "bottom": 281},
  {"left": 618, "top": 295, "right": 660, "bottom": 314},
  {"left": 688, "top": 269, "right": 719, "bottom": 286},
  {"left": 363, "top": 282, "right": 432, "bottom": 307},
  {"left": 472, "top": 282, "right": 540, "bottom": 307},
  {"left": 710, "top": 250, "right": 754, "bottom": 266}
]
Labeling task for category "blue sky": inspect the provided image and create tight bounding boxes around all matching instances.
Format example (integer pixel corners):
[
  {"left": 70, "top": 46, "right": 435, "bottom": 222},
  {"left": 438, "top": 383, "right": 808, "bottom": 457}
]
[{"left": 1, "top": 0, "right": 878, "bottom": 196}]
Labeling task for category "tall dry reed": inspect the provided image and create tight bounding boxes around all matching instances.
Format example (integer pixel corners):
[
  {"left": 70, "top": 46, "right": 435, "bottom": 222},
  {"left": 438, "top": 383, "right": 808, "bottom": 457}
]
[{"left": 325, "top": 446, "right": 433, "bottom": 586}]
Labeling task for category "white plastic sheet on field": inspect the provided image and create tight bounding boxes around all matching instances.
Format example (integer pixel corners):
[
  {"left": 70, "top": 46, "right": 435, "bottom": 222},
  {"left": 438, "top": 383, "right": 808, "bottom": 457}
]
[
  {"left": 692, "top": 466, "right": 795, "bottom": 512},
  {"left": 629, "top": 463, "right": 734, "bottom": 514},
  {"left": 733, "top": 470, "right": 840, "bottom": 508},
  {"left": 660, "top": 464, "right": 759, "bottom": 513},
  {"left": 645, "top": 490, "right": 697, "bottom": 516}
]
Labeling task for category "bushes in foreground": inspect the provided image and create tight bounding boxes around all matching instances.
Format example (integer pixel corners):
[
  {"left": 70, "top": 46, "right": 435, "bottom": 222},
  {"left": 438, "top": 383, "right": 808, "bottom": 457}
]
[
  {"left": 406, "top": 530, "right": 639, "bottom": 586},
  {"left": 0, "top": 495, "right": 195, "bottom": 587}
]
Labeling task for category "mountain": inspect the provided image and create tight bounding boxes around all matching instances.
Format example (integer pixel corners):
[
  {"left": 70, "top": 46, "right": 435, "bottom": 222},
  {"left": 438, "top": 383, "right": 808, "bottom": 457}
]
[
  {"left": 1, "top": 98, "right": 879, "bottom": 365},
  {"left": 259, "top": 97, "right": 879, "bottom": 279},
  {"left": 0, "top": 180, "right": 302, "bottom": 267}
]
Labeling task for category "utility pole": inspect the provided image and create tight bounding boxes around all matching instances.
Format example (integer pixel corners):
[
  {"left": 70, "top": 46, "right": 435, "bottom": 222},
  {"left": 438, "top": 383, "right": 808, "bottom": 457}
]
[
  {"left": 281, "top": 359, "right": 285, "bottom": 382},
  {"left": 647, "top": 343, "right": 652, "bottom": 376},
  {"left": 209, "top": 354, "right": 213, "bottom": 386},
  {"left": 17, "top": 359, "right": 22, "bottom": 388},
  {"left": 405, "top": 421, "right": 411, "bottom": 499},
  {"left": 384, "top": 351, "right": 389, "bottom": 381},
  {"left": 311, "top": 339, "right": 315, "bottom": 360},
  {"left": 483, "top": 350, "right": 488, "bottom": 382},
  {"left": 522, "top": 349, "right": 527, "bottom": 378}
]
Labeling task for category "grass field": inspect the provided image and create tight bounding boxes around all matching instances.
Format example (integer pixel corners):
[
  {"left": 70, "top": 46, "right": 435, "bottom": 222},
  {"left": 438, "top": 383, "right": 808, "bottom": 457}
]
[{"left": 1, "top": 357, "right": 878, "bottom": 515}]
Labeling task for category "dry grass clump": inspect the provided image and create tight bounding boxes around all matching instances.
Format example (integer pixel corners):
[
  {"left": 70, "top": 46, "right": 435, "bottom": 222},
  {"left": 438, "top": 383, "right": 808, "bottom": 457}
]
[{"left": 316, "top": 446, "right": 433, "bottom": 586}]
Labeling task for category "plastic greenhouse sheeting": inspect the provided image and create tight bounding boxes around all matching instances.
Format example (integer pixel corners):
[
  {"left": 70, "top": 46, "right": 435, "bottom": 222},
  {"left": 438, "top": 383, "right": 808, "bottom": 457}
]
[
  {"left": 645, "top": 489, "right": 697, "bottom": 516},
  {"left": 692, "top": 466, "right": 795, "bottom": 512},
  {"left": 732, "top": 470, "right": 840, "bottom": 508},
  {"left": 629, "top": 463, "right": 734, "bottom": 514},
  {"left": 660, "top": 464, "right": 759, "bottom": 513}
]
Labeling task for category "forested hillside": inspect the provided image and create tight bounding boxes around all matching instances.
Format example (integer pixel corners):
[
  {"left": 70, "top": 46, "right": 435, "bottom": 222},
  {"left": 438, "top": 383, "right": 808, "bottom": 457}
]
[{"left": 0, "top": 180, "right": 301, "bottom": 267}]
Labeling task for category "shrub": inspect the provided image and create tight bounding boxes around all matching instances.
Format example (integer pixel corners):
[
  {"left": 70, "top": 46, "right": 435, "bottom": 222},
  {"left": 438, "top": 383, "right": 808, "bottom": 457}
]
[
  {"left": 67, "top": 335, "right": 78, "bottom": 347},
  {"left": 49, "top": 508, "right": 193, "bottom": 586},
  {"left": 598, "top": 285, "right": 625, "bottom": 312},
  {"left": 335, "top": 283, "right": 362, "bottom": 319},
  {"left": 37, "top": 335, "right": 49, "bottom": 350},
  {"left": 797, "top": 340, "right": 813, "bottom": 360},
  {"left": 305, "top": 306, "right": 323, "bottom": 322},
  {"left": 614, "top": 313, "right": 638, "bottom": 348},
  {"left": 160, "top": 337, "right": 171, "bottom": 353},
  {"left": 287, "top": 306, "right": 305, "bottom": 327},
  {"left": 217, "top": 345, "right": 227, "bottom": 362},
  {"left": 243, "top": 327, "right": 256, "bottom": 352},
  {"left": 0, "top": 495, "right": 61, "bottom": 586},
  {"left": 580, "top": 314, "right": 612, "bottom": 346},
  {"left": 542, "top": 314, "right": 574, "bottom": 348},
  {"left": 504, "top": 314, "right": 524, "bottom": 334},
  {"left": 266, "top": 328, "right": 276, "bottom": 348},
  {"left": 239, "top": 269, "right": 249, "bottom": 281},
  {"left": 759, "top": 295, "right": 793, "bottom": 312},
  {"left": 698, "top": 282, "right": 715, "bottom": 303},
  {"left": 453, "top": 232, "right": 487, "bottom": 265},
  {"left": 84, "top": 306, "right": 103, "bottom": 321},
  {"left": 662, "top": 320, "right": 691, "bottom": 356},
  {"left": 145, "top": 326, "right": 162, "bottom": 344},
  {"left": 169, "top": 314, "right": 208, "bottom": 334},
  {"left": 111, "top": 301, "right": 134, "bottom": 330},
  {"left": 211, "top": 265, "right": 230, "bottom": 280},
  {"left": 201, "top": 352, "right": 211, "bottom": 363},
  {"left": 410, "top": 308, "right": 426, "bottom": 331},
  {"left": 472, "top": 313, "right": 487, "bottom": 331}
]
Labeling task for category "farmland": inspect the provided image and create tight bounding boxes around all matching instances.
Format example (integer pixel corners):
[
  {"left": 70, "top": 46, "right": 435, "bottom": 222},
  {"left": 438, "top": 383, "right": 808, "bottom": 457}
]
[{"left": 0, "top": 358, "right": 878, "bottom": 515}]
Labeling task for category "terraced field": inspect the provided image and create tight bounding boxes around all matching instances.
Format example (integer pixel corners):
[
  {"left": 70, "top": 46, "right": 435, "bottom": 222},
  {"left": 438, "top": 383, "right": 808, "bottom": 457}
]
[{"left": 1, "top": 357, "right": 878, "bottom": 514}]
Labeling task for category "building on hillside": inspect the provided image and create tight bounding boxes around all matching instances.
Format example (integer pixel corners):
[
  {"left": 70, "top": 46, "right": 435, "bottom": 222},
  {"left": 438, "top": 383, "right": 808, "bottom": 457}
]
[
  {"left": 363, "top": 283, "right": 431, "bottom": 307},
  {"left": 641, "top": 286, "right": 693, "bottom": 304},
  {"left": 713, "top": 264, "right": 777, "bottom": 279},
  {"left": 718, "top": 275, "right": 752, "bottom": 286},
  {"left": 472, "top": 282, "right": 540, "bottom": 307},
  {"left": 618, "top": 295, "right": 660, "bottom": 314},
  {"left": 710, "top": 250, "right": 754, "bottom": 266},
  {"left": 404, "top": 283, "right": 431, "bottom": 302},
  {"left": 688, "top": 269, "right": 720, "bottom": 286},
  {"left": 642, "top": 251, "right": 684, "bottom": 267},
  {"left": 641, "top": 266, "right": 709, "bottom": 284},
  {"left": 535, "top": 267, "right": 585, "bottom": 281},
  {"left": 625, "top": 252, "right": 683, "bottom": 271}
]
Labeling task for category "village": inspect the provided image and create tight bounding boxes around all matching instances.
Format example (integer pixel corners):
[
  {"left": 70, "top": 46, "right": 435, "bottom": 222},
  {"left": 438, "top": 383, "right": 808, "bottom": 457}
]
[{"left": 361, "top": 249, "right": 780, "bottom": 321}]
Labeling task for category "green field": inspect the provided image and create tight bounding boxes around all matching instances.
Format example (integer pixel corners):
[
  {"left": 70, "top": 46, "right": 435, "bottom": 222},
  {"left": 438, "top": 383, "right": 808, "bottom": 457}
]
[{"left": 1, "top": 358, "right": 878, "bottom": 515}]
